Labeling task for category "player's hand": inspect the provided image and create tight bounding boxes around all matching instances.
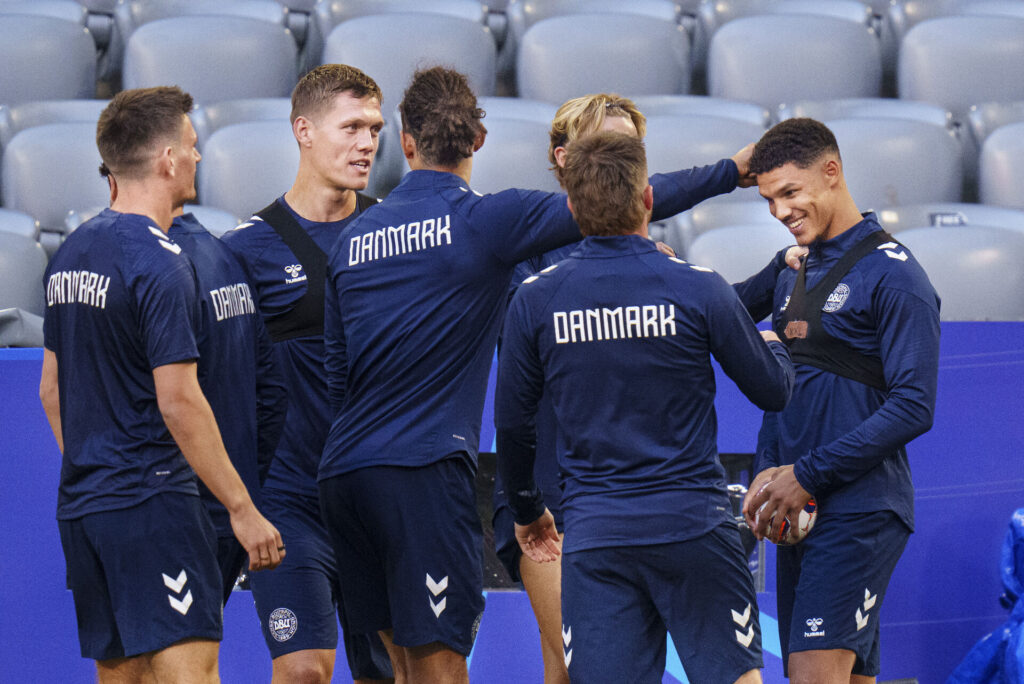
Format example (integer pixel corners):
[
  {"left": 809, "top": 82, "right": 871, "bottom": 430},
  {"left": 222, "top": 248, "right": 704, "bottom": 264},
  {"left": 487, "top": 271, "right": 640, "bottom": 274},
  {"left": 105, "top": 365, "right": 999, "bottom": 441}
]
[
  {"left": 760, "top": 330, "right": 782, "bottom": 344},
  {"left": 742, "top": 467, "right": 778, "bottom": 526},
  {"left": 515, "top": 509, "right": 561, "bottom": 563},
  {"left": 784, "top": 245, "right": 808, "bottom": 270},
  {"left": 655, "top": 241, "right": 675, "bottom": 257},
  {"left": 732, "top": 143, "right": 757, "bottom": 188},
  {"left": 744, "top": 465, "right": 812, "bottom": 543},
  {"left": 230, "top": 505, "right": 285, "bottom": 571}
]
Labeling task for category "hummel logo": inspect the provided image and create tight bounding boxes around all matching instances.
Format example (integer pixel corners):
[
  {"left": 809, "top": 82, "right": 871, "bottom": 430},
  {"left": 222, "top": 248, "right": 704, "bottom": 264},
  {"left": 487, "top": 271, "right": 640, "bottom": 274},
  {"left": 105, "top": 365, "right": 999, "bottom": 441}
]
[
  {"left": 563, "top": 624, "right": 573, "bottom": 667},
  {"left": 856, "top": 588, "right": 877, "bottom": 631},
  {"left": 162, "top": 569, "right": 192, "bottom": 615},
  {"left": 426, "top": 573, "right": 448, "bottom": 618},
  {"left": 148, "top": 226, "right": 182, "bottom": 255},
  {"left": 805, "top": 617, "right": 823, "bottom": 632},
  {"left": 731, "top": 603, "right": 751, "bottom": 628},
  {"left": 863, "top": 588, "right": 877, "bottom": 611},
  {"left": 284, "top": 264, "right": 302, "bottom": 278},
  {"left": 877, "top": 242, "right": 908, "bottom": 261}
]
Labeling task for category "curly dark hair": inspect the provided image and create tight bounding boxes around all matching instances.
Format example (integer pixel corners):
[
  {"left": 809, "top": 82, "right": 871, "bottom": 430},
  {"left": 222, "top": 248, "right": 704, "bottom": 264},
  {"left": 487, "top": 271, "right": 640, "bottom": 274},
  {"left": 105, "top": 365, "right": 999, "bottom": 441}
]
[
  {"left": 399, "top": 66, "right": 486, "bottom": 168},
  {"left": 749, "top": 117, "right": 841, "bottom": 175}
]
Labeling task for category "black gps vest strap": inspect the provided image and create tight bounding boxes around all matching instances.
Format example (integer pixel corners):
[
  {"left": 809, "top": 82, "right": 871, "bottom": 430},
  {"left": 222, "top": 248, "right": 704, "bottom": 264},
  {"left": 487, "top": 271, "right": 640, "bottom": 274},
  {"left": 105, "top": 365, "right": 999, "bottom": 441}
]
[
  {"left": 257, "top": 194, "right": 378, "bottom": 343},
  {"left": 777, "top": 230, "right": 895, "bottom": 392}
]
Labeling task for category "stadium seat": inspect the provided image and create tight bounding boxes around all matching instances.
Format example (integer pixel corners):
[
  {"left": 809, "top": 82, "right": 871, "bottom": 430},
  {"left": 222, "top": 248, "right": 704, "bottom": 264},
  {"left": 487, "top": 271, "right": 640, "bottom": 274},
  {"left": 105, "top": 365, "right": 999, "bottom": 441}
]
[
  {"left": 827, "top": 117, "right": 962, "bottom": 210},
  {"left": 685, "top": 223, "right": 793, "bottom": 284},
  {"left": 708, "top": 15, "right": 882, "bottom": 110},
  {"left": 0, "top": 100, "right": 108, "bottom": 149},
  {"left": 877, "top": 202, "right": 1024, "bottom": 235},
  {"left": 776, "top": 98, "right": 954, "bottom": 130},
  {"left": 466, "top": 117, "right": 561, "bottom": 195},
  {"left": 322, "top": 12, "right": 497, "bottom": 195},
  {"left": 183, "top": 205, "right": 243, "bottom": 238},
  {"left": 122, "top": 16, "right": 299, "bottom": 105},
  {"left": 654, "top": 200, "right": 779, "bottom": 259},
  {"left": 0, "top": 1, "right": 88, "bottom": 24},
  {"left": 898, "top": 16, "right": 1024, "bottom": 124},
  {"left": 190, "top": 98, "right": 292, "bottom": 149},
  {"left": 197, "top": 120, "right": 299, "bottom": 220},
  {"left": 477, "top": 97, "right": 558, "bottom": 125},
  {"left": 1, "top": 123, "right": 109, "bottom": 234},
  {"left": 0, "top": 232, "right": 48, "bottom": 316},
  {"left": 967, "top": 101, "right": 1024, "bottom": 149},
  {"left": 517, "top": 14, "right": 689, "bottom": 105},
  {"left": 630, "top": 95, "right": 770, "bottom": 128},
  {"left": 0, "top": 15, "right": 97, "bottom": 105},
  {"left": 0, "top": 208, "right": 40, "bottom": 241},
  {"left": 0, "top": 307, "right": 44, "bottom": 348},
  {"left": 978, "top": 122, "right": 1024, "bottom": 211},
  {"left": 896, "top": 225, "right": 1024, "bottom": 320}
]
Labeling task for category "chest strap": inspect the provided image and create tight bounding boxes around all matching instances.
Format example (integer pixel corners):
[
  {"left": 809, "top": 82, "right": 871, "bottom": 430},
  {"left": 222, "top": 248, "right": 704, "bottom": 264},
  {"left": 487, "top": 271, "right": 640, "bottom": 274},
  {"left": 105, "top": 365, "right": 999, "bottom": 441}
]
[
  {"left": 776, "top": 230, "right": 894, "bottom": 392},
  {"left": 256, "top": 194, "right": 377, "bottom": 343}
]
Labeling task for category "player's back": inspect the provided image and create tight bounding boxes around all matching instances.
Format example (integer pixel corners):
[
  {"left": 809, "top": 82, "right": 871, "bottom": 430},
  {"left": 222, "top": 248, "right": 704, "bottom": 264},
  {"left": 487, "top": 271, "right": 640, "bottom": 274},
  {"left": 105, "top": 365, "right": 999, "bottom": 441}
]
[
  {"left": 43, "top": 209, "right": 201, "bottom": 519},
  {"left": 320, "top": 169, "right": 579, "bottom": 479}
]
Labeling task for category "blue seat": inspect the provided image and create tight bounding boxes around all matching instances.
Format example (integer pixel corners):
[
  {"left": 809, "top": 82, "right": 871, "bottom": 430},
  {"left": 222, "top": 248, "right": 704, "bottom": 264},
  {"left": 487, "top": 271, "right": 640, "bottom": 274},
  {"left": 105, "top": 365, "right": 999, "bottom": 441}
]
[
  {"left": 897, "top": 225, "right": 1024, "bottom": 320},
  {"left": 517, "top": 14, "right": 690, "bottom": 104},
  {"left": 123, "top": 16, "right": 299, "bottom": 105}
]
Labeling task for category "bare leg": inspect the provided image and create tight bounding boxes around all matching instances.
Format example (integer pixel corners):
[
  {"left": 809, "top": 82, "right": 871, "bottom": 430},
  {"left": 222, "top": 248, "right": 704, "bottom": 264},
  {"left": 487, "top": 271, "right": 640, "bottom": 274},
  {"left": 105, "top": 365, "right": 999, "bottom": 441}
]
[
  {"left": 789, "top": 649, "right": 857, "bottom": 684},
  {"left": 851, "top": 674, "right": 876, "bottom": 684},
  {"left": 734, "top": 667, "right": 762, "bottom": 683},
  {"left": 96, "top": 656, "right": 154, "bottom": 684},
  {"left": 148, "top": 637, "right": 219, "bottom": 683},
  {"left": 378, "top": 630, "right": 408, "bottom": 684},
  {"left": 270, "top": 648, "right": 335, "bottom": 684},
  {"left": 519, "top": 533, "right": 568, "bottom": 684},
  {"left": 404, "top": 642, "right": 468, "bottom": 684}
]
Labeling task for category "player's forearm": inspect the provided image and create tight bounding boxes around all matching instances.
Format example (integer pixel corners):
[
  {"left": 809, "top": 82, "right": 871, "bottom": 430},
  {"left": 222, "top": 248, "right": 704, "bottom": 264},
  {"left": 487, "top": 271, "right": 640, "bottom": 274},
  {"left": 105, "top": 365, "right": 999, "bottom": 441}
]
[
  {"left": 496, "top": 427, "right": 546, "bottom": 525},
  {"left": 649, "top": 158, "right": 738, "bottom": 222},
  {"left": 39, "top": 349, "right": 64, "bottom": 453}
]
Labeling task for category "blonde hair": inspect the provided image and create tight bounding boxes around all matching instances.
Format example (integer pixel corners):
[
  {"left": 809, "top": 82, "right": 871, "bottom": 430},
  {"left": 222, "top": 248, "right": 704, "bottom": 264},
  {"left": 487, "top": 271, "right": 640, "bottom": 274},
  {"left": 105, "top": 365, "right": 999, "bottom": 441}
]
[{"left": 548, "top": 93, "right": 646, "bottom": 186}]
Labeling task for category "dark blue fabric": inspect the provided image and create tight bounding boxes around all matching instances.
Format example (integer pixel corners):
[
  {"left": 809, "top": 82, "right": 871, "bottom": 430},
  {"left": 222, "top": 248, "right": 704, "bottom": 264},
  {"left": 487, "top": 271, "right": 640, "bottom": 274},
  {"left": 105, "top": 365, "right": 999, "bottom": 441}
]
[
  {"left": 43, "top": 209, "right": 201, "bottom": 519},
  {"left": 755, "top": 214, "right": 940, "bottom": 530},
  {"left": 169, "top": 213, "right": 286, "bottom": 537},
  {"left": 495, "top": 234, "right": 793, "bottom": 553}
]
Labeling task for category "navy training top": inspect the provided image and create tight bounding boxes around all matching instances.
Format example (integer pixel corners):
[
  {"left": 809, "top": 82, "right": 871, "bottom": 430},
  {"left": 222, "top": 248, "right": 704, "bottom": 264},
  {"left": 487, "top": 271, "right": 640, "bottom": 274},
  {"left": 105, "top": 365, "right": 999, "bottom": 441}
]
[
  {"left": 44, "top": 209, "right": 201, "bottom": 520},
  {"left": 756, "top": 214, "right": 940, "bottom": 531},
  {"left": 221, "top": 196, "right": 371, "bottom": 498},
  {"left": 168, "top": 213, "right": 287, "bottom": 536},
  {"left": 495, "top": 235, "right": 794, "bottom": 553}
]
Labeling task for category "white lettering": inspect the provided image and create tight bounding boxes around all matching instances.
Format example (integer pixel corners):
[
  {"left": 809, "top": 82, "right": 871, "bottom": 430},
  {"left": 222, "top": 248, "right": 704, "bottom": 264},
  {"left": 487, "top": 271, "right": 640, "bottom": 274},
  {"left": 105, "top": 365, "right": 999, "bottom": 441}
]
[{"left": 551, "top": 302, "right": 678, "bottom": 345}]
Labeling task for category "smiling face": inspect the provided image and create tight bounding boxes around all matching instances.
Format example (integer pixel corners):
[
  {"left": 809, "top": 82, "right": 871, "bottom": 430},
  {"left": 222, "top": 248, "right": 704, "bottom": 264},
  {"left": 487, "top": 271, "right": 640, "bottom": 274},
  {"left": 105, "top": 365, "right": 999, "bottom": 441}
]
[
  {"left": 304, "top": 92, "right": 384, "bottom": 191},
  {"left": 756, "top": 156, "right": 844, "bottom": 246}
]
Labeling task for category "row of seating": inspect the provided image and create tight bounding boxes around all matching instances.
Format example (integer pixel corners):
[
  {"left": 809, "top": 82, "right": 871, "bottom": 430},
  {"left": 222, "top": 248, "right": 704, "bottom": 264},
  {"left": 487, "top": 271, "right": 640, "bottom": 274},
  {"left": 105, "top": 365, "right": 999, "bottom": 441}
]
[
  {"left": 5, "top": 210, "right": 1023, "bottom": 322},
  {"left": 2, "top": 2, "right": 1023, "bottom": 111}
]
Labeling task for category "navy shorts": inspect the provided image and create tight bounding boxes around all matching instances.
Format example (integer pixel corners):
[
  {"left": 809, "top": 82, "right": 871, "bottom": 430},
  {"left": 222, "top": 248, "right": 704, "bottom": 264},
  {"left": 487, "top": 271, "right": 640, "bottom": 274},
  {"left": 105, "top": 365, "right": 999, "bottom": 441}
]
[
  {"left": 319, "top": 457, "right": 487, "bottom": 656},
  {"left": 250, "top": 489, "right": 392, "bottom": 679},
  {"left": 216, "top": 535, "right": 247, "bottom": 605},
  {"left": 58, "top": 492, "right": 223, "bottom": 661},
  {"left": 561, "top": 524, "right": 763, "bottom": 683},
  {"left": 776, "top": 510, "right": 910, "bottom": 677}
]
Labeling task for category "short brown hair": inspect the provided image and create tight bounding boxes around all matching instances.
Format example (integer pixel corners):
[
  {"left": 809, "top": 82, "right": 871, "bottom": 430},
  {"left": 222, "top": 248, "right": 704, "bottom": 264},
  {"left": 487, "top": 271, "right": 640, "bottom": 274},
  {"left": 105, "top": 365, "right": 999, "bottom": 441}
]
[
  {"left": 561, "top": 132, "right": 649, "bottom": 237},
  {"left": 291, "top": 63, "right": 382, "bottom": 124},
  {"left": 549, "top": 94, "right": 646, "bottom": 187},
  {"left": 399, "top": 66, "right": 485, "bottom": 168},
  {"left": 96, "top": 86, "right": 193, "bottom": 180},
  {"left": 749, "top": 117, "right": 841, "bottom": 175}
]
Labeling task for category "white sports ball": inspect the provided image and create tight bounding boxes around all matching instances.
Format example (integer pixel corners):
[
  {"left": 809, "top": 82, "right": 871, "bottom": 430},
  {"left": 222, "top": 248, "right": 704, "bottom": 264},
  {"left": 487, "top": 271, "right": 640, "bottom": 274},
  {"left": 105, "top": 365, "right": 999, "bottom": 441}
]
[{"left": 756, "top": 498, "right": 817, "bottom": 546}]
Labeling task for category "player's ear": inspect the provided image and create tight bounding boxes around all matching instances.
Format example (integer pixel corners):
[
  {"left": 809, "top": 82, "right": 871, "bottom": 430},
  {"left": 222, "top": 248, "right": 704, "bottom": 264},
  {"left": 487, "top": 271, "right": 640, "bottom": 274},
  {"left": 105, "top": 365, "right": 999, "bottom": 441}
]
[
  {"left": 159, "top": 145, "right": 175, "bottom": 178},
  {"left": 292, "top": 115, "right": 314, "bottom": 148},
  {"left": 642, "top": 184, "right": 653, "bottom": 211},
  {"left": 822, "top": 157, "right": 841, "bottom": 187},
  {"left": 472, "top": 123, "right": 487, "bottom": 153},
  {"left": 566, "top": 194, "right": 576, "bottom": 219},
  {"left": 400, "top": 130, "right": 417, "bottom": 161},
  {"left": 553, "top": 146, "right": 567, "bottom": 168}
]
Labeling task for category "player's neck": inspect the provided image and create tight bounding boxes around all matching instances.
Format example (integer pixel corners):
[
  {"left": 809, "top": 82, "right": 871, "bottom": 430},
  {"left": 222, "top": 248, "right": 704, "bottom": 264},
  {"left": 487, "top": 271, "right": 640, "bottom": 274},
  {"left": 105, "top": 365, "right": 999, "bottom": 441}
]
[
  {"left": 823, "top": 193, "right": 865, "bottom": 242},
  {"left": 110, "top": 183, "right": 177, "bottom": 232},
  {"left": 284, "top": 179, "right": 357, "bottom": 223}
]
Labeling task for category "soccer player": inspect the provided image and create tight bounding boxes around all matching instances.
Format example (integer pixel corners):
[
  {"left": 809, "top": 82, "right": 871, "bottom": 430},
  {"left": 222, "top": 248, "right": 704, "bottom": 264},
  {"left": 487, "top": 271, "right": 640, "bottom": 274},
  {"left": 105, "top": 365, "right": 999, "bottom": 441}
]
[
  {"left": 740, "top": 118, "right": 940, "bottom": 684},
  {"left": 220, "top": 64, "right": 393, "bottom": 684},
  {"left": 492, "top": 91, "right": 761, "bottom": 684},
  {"left": 495, "top": 130, "right": 794, "bottom": 683},
  {"left": 39, "top": 86, "right": 282, "bottom": 683},
  {"left": 167, "top": 209, "right": 287, "bottom": 603}
]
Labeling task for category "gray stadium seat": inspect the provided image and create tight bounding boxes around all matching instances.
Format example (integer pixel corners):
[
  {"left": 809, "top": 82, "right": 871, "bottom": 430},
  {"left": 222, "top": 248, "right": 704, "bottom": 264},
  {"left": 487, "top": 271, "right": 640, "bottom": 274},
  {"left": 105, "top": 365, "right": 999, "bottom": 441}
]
[
  {"left": 0, "top": 0, "right": 88, "bottom": 24},
  {"left": 630, "top": 95, "right": 770, "bottom": 128},
  {"left": 517, "top": 14, "right": 690, "bottom": 105},
  {"left": 123, "top": 16, "right": 299, "bottom": 105},
  {"left": 0, "top": 208, "right": 40, "bottom": 241},
  {"left": 0, "top": 15, "right": 97, "bottom": 105},
  {"left": 898, "top": 16, "right": 1024, "bottom": 123},
  {"left": 654, "top": 200, "right": 779, "bottom": 258},
  {"left": 708, "top": 15, "right": 882, "bottom": 110},
  {"left": 827, "top": 117, "right": 962, "bottom": 211},
  {"left": 321, "top": 12, "right": 497, "bottom": 196},
  {"left": 0, "top": 308, "right": 44, "bottom": 348},
  {"left": 1, "top": 123, "right": 109, "bottom": 234},
  {"left": 197, "top": 120, "right": 299, "bottom": 220},
  {"left": 776, "top": 98, "right": 954, "bottom": 130},
  {"left": 896, "top": 226, "right": 1024, "bottom": 320},
  {"left": 190, "top": 98, "right": 292, "bottom": 149},
  {"left": 0, "top": 232, "right": 48, "bottom": 316},
  {"left": 685, "top": 223, "right": 794, "bottom": 284},
  {"left": 978, "top": 122, "right": 1024, "bottom": 211},
  {"left": 876, "top": 202, "right": 1024, "bottom": 234},
  {"left": 466, "top": 117, "right": 562, "bottom": 195},
  {"left": 477, "top": 97, "right": 558, "bottom": 125},
  {"left": 184, "top": 205, "right": 243, "bottom": 238},
  {"left": 0, "top": 100, "right": 108, "bottom": 149},
  {"left": 967, "top": 101, "right": 1024, "bottom": 149}
]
